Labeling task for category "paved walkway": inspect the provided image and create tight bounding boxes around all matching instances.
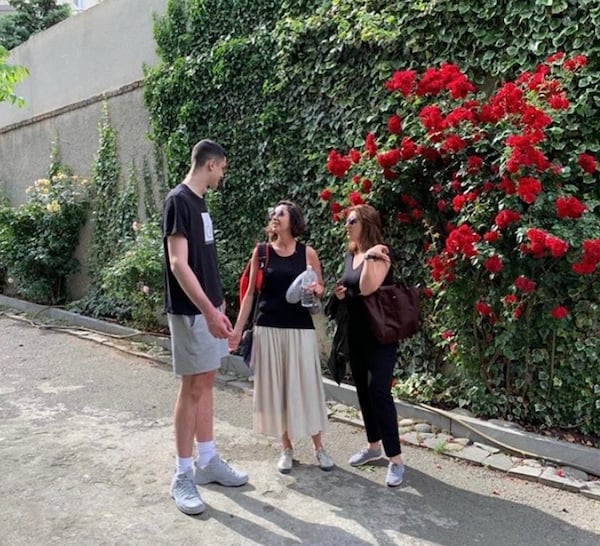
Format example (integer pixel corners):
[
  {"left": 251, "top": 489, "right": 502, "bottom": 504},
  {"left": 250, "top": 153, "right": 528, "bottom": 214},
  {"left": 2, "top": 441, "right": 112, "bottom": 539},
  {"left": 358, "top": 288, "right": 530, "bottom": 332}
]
[{"left": 1, "top": 315, "right": 599, "bottom": 545}]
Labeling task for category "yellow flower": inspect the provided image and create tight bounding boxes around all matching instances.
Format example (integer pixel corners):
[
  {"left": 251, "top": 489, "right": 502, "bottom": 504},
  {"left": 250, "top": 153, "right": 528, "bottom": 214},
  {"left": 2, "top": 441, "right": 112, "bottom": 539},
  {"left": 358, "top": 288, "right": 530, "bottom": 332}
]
[
  {"left": 35, "top": 178, "right": 50, "bottom": 188},
  {"left": 46, "top": 201, "right": 61, "bottom": 213}
]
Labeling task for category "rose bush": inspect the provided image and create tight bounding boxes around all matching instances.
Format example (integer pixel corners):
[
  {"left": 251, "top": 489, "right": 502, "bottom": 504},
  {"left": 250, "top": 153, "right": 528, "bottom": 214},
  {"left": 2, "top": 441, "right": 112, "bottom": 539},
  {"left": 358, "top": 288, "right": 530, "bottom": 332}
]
[
  {"left": 0, "top": 172, "right": 89, "bottom": 304},
  {"left": 321, "top": 54, "right": 600, "bottom": 434}
]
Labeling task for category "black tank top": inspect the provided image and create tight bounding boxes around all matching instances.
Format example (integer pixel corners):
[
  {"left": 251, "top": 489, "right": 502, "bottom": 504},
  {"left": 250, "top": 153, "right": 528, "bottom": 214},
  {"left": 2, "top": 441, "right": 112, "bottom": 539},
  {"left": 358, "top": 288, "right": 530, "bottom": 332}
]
[{"left": 255, "top": 242, "right": 314, "bottom": 330}]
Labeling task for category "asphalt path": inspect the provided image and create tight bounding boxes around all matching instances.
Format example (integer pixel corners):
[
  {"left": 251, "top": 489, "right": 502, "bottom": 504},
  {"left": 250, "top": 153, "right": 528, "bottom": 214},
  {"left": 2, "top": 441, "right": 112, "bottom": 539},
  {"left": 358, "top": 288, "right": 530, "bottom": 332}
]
[{"left": 1, "top": 316, "right": 598, "bottom": 545}]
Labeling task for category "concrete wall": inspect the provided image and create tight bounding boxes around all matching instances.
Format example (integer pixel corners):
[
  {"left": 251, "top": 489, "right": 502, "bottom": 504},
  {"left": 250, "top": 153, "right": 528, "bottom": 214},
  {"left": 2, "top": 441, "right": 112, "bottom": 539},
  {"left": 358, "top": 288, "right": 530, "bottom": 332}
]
[{"left": 0, "top": 0, "right": 167, "bottom": 204}]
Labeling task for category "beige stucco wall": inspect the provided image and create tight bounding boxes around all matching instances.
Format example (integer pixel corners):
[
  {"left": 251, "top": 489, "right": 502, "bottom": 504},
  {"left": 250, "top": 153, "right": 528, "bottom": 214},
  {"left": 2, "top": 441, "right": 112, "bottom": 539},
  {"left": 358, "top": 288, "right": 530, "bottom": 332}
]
[{"left": 0, "top": 0, "right": 168, "bottom": 297}]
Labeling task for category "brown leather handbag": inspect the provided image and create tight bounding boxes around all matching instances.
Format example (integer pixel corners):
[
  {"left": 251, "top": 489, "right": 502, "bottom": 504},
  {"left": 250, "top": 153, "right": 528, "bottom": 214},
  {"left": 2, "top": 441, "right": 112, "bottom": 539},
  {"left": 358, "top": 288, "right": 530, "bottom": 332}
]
[{"left": 362, "top": 281, "right": 420, "bottom": 344}]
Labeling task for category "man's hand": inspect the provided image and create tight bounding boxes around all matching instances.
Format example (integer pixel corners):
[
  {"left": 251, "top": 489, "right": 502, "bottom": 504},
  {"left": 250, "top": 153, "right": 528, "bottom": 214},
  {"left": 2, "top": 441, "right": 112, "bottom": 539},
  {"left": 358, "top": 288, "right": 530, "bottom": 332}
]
[{"left": 205, "top": 309, "right": 233, "bottom": 339}]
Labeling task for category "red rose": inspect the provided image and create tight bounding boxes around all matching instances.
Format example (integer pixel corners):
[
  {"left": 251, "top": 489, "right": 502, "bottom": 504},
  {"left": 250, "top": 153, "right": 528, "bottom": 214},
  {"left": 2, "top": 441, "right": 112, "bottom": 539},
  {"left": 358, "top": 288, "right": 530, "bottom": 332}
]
[
  {"left": 319, "top": 188, "right": 332, "bottom": 201},
  {"left": 555, "top": 196, "right": 587, "bottom": 219},
  {"left": 503, "top": 294, "right": 517, "bottom": 305},
  {"left": 514, "top": 275, "right": 536, "bottom": 293},
  {"left": 330, "top": 201, "right": 342, "bottom": 214},
  {"left": 349, "top": 148, "right": 362, "bottom": 164},
  {"left": 483, "top": 255, "right": 503, "bottom": 273},
  {"left": 578, "top": 153, "right": 597, "bottom": 174},
  {"left": 513, "top": 304, "right": 524, "bottom": 319},
  {"left": 563, "top": 55, "right": 587, "bottom": 71},
  {"left": 396, "top": 212, "right": 412, "bottom": 224},
  {"left": 387, "top": 114, "right": 402, "bottom": 134},
  {"left": 484, "top": 230, "right": 499, "bottom": 243},
  {"left": 546, "top": 52, "right": 565, "bottom": 63},
  {"left": 452, "top": 194, "right": 467, "bottom": 213},
  {"left": 467, "top": 155, "right": 483, "bottom": 173},
  {"left": 377, "top": 149, "right": 401, "bottom": 169},
  {"left": 494, "top": 209, "right": 521, "bottom": 230},
  {"left": 545, "top": 236, "right": 569, "bottom": 258},
  {"left": 384, "top": 69, "right": 417, "bottom": 96},
  {"left": 475, "top": 301, "right": 493, "bottom": 315},
  {"left": 550, "top": 305, "right": 569, "bottom": 319},
  {"left": 399, "top": 137, "right": 417, "bottom": 160},
  {"left": 441, "top": 134, "right": 467, "bottom": 154},
  {"left": 423, "top": 287, "right": 433, "bottom": 298},
  {"left": 326, "top": 150, "right": 352, "bottom": 178},
  {"left": 364, "top": 132, "right": 378, "bottom": 157},
  {"left": 400, "top": 193, "right": 418, "bottom": 208},
  {"left": 517, "top": 176, "right": 542, "bottom": 204},
  {"left": 361, "top": 179, "right": 372, "bottom": 193},
  {"left": 548, "top": 93, "right": 569, "bottom": 110},
  {"left": 348, "top": 191, "right": 364, "bottom": 206}
]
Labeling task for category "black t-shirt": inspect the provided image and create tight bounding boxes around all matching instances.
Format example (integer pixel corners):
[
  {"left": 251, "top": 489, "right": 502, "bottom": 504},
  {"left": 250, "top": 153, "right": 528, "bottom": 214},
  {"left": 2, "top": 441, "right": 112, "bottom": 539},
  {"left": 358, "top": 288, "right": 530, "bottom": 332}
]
[
  {"left": 162, "top": 184, "right": 224, "bottom": 315},
  {"left": 341, "top": 251, "right": 394, "bottom": 338},
  {"left": 255, "top": 242, "right": 314, "bottom": 330}
]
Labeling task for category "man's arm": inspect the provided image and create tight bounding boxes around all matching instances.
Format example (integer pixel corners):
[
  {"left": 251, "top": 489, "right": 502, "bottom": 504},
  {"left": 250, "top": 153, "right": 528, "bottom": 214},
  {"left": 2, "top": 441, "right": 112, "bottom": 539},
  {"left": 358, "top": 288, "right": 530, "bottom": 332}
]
[{"left": 167, "top": 233, "right": 232, "bottom": 338}]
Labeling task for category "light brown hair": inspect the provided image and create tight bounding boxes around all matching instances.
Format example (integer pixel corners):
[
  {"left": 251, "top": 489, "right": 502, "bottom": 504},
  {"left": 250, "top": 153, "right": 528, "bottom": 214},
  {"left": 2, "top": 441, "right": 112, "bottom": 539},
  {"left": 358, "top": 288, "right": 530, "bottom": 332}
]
[{"left": 347, "top": 204, "right": 384, "bottom": 253}]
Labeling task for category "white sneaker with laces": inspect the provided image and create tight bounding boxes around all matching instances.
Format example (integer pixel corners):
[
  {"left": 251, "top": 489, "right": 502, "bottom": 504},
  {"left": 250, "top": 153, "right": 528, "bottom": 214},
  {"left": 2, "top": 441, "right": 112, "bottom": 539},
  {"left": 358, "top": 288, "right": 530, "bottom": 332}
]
[
  {"left": 170, "top": 469, "right": 205, "bottom": 515},
  {"left": 194, "top": 455, "right": 248, "bottom": 487},
  {"left": 277, "top": 448, "right": 293, "bottom": 474}
]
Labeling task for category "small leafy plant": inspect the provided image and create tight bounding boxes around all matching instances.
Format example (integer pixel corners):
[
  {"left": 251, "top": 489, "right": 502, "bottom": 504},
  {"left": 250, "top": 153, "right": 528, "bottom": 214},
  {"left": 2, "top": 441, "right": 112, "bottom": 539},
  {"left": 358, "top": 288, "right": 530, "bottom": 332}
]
[{"left": 99, "top": 221, "right": 164, "bottom": 330}]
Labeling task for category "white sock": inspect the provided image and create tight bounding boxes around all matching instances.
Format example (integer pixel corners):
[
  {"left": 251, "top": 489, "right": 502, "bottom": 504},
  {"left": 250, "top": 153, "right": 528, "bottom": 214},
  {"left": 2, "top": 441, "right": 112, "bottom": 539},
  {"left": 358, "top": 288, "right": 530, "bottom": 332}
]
[
  {"left": 175, "top": 456, "right": 193, "bottom": 474},
  {"left": 196, "top": 440, "right": 216, "bottom": 467}
]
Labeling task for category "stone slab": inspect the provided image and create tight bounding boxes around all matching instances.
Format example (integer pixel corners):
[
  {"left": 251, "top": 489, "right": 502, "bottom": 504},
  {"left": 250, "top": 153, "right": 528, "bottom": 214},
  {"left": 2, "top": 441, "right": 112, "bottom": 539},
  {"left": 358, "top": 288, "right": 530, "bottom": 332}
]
[
  {"left": 508, "top": 465, "right": 543, "bottom": 482},
  {"left": 482, "top": 453, "right": 514, "bottom": 472},
  {"left": 447, "top": 445, "right": 490, "bottom": 464},
  {"left": 539, "top": 467, "right": 585, "bottom": 493}
]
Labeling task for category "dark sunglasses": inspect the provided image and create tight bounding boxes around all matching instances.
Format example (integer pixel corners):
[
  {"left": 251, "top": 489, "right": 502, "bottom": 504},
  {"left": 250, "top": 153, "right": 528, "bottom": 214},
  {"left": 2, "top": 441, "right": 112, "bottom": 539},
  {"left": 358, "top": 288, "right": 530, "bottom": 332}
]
[{"left": 345, "top": 217, "right": 358, "bottom": 226}]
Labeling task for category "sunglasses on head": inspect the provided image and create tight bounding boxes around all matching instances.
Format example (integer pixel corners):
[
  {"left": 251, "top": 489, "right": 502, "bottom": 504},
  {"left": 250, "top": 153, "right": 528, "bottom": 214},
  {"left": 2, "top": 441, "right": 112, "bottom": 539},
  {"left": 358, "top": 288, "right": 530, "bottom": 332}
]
[{"left": 269, "top": 208, "right": 285, "bottom": 218}]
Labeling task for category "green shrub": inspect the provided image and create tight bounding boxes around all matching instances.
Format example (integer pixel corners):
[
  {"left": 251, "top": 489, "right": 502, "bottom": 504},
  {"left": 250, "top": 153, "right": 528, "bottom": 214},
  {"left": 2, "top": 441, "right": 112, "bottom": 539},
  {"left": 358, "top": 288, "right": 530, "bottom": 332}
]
[
  {"left": 0, "top": 173, "right": 89, "bottom": 304},
  {"left": 99, "top": 221, "right": 164, "bottom": 330}
]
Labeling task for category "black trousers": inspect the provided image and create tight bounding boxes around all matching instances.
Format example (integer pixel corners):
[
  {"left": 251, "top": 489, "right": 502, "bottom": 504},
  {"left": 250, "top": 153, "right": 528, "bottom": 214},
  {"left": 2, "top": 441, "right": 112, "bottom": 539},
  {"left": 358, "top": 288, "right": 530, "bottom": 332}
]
[{"left": 348, "top": 338, "right": 401, "bottom": 457}]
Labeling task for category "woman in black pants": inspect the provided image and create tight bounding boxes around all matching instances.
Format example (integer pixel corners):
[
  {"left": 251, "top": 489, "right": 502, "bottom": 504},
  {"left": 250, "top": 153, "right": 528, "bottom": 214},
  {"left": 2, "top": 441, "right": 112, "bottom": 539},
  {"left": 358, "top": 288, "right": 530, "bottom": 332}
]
[{"left": 332, "top": 204, "right": 404, "bottom": 487}]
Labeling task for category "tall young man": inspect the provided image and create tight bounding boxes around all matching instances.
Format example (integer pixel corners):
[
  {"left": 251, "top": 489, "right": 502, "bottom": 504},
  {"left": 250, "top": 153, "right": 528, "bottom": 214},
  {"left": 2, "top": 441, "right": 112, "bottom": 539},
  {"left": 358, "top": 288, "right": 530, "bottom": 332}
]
[{"left": 163, "top": 139, "right": 248, "bottom": 515}]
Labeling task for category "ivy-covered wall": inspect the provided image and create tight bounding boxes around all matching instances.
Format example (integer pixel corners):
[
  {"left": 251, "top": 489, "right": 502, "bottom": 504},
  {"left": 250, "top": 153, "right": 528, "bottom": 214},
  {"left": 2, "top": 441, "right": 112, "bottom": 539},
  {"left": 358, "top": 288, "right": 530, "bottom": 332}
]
[
  {"left": 145, "top": 0, "right": 600, "bottom": 294},
  {"left": 144, "top": 0, "right": 600, "bottom": 435}
]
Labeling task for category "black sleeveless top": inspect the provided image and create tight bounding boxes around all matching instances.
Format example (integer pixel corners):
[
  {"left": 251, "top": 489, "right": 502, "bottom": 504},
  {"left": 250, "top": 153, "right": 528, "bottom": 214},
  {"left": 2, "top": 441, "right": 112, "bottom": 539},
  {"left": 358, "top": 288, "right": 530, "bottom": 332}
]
[
  {"left": 255, "top": 241, "right": 315, "bottom": 330},
  {"left": 340, "top": 251, "right": 394, "bottom": 338}
]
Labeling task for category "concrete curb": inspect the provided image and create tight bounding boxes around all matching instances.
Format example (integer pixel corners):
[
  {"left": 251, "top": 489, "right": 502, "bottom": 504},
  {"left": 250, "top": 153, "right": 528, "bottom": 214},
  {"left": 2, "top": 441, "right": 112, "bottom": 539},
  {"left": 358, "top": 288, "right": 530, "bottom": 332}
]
[{"left": 1, "top": 294, "right": 598, "bottom": 498}]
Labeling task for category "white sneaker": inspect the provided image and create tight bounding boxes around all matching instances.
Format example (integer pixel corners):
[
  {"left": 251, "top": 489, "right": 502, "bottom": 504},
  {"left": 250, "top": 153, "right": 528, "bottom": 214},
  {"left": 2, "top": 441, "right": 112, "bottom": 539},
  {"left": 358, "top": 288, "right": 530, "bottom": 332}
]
[
  {"left": 277, "top": 448, "right": 293, "bottom": 474},
  {"left": 315, "top": 448, "right": 335, "bottom": 471},
  {"left": 194, "top": 455, "right": 248, "bottom": 487},
  {"left": 170, "top": 469, "right": 205, "bottom": 515}
]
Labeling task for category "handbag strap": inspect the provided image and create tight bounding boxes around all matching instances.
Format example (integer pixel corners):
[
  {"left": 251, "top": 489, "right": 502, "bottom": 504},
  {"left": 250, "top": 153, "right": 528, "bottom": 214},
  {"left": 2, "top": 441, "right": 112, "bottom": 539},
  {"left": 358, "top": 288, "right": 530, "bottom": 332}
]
[{"left": 250, "top": 242, "right": 269, "bottom": 324}]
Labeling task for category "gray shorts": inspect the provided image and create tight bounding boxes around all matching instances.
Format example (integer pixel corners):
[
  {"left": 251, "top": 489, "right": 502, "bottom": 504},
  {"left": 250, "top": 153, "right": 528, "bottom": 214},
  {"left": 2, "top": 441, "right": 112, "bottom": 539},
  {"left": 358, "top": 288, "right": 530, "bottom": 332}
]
[{"left": 167, "top": 313, "right": 228, "bottom": 376}]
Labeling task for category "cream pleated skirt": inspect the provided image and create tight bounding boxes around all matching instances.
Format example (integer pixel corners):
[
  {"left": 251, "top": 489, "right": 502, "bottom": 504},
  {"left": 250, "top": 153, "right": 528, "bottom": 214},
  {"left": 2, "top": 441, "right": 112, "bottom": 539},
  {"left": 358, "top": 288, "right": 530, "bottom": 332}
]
[{"left": 252, "top": 325, "right": 329, "bottom": 441}]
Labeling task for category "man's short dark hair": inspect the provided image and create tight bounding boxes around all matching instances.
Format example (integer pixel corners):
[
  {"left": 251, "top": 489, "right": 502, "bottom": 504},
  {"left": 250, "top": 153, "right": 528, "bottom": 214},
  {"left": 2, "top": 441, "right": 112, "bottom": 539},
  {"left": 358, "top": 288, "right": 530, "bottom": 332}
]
[{"left": 191, "top": 139, "right": 227, "bottom": 168}]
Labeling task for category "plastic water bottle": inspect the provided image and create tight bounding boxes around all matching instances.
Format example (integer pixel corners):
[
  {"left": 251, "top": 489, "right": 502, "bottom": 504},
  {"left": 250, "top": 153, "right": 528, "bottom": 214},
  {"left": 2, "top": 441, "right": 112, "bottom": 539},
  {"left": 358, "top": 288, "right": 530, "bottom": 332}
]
[{"left": 301, "top": 265, "right": 318, "bottom": 308}]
